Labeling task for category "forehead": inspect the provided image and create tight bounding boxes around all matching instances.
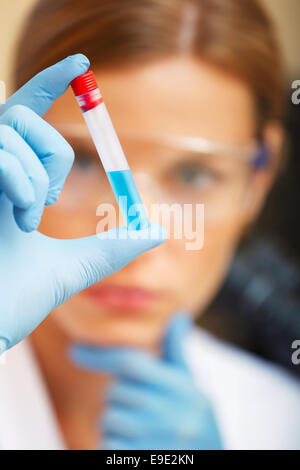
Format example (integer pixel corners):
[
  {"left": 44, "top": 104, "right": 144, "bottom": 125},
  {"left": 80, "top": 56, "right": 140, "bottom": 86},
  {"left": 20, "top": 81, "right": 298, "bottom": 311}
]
[{"left": 47, "top": 56, "right": 256, "bottom": 144}]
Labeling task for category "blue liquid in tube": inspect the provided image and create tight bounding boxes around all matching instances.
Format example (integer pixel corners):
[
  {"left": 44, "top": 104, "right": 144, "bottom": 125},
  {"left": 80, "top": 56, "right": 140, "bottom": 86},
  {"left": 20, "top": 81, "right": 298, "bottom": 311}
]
[{"left": 107, "top": 169, "right": 149, "bottom": 230}]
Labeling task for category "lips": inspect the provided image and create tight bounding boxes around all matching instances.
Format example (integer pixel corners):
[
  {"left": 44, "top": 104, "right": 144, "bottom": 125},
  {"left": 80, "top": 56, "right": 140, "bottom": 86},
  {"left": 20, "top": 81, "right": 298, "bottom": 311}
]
[{"left": 84, "top": 284, "right": 157, "bottom": 311}]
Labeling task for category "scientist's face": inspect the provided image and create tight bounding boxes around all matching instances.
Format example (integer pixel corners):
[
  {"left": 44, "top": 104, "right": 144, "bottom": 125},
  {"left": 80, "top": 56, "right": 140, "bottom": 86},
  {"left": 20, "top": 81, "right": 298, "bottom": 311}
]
[{"left": 42, "top": 57, "right": 270, "bottom": 348}]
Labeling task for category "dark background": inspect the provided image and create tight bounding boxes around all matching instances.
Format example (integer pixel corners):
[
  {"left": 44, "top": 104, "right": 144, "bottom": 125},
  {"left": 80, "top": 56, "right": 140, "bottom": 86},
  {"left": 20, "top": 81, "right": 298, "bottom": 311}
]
[{"left": 201, "top": 96, "right": 300, "bottom": 377}]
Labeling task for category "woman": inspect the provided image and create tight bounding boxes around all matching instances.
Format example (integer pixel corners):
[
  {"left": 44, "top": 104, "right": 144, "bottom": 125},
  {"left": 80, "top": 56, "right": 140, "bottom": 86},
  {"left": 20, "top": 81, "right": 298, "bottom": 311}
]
[{"left": 0, "top": 0, "right": 300, "bottom": 450}]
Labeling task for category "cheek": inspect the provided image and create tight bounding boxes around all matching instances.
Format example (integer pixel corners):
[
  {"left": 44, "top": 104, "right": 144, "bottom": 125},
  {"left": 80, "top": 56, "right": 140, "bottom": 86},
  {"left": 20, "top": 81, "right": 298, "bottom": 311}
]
[{"left": 171, "top": 208, "right": 245, "bottom": 313}]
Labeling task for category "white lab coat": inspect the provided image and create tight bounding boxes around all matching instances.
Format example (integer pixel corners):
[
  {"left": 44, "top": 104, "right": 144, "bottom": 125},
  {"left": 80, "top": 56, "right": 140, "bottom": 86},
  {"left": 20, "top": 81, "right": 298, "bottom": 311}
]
[{"left": 0, "top": 328, "right": 299, "bottom": 450}]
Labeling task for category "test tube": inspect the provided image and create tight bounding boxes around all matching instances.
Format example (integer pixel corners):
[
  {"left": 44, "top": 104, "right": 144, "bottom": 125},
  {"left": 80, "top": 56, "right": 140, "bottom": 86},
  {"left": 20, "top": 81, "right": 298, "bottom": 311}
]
[{"left": 70, "top": 71, "right": 149, "bottom": 230}]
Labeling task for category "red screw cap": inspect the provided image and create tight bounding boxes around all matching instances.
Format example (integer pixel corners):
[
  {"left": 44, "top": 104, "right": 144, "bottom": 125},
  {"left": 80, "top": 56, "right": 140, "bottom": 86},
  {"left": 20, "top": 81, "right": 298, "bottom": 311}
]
[{"left": 71, "top": 70, "right": 98, "bottom": 96}]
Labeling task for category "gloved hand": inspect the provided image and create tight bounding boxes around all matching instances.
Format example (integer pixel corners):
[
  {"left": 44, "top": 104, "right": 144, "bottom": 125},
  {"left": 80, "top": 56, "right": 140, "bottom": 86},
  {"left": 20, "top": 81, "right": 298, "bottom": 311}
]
[
  {"left": 70, "top": 315, "right": 223, "bottom": 450},
  {"left": 0, "top": 54, "right": 165, "bottom": 354}
]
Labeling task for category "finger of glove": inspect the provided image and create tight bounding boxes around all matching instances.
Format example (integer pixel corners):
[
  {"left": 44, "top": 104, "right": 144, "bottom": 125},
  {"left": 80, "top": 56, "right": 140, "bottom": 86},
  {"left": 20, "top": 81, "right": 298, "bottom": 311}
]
[
  {"left": 70, "top": 346, "right": 183, "bottom": 391},
  {"left": 100, "top": 406, "right": 152, "bottom": 439},
  {"left": 0, "top": 125, "right": 49, "bottom": 231},
  {"left": 1, "top": 54, "right": 90, "bottom": 117},
  {"left": 0, "top": 105, "right": 74, "bottom": 206},
  {"left": 0, "top": 149, "right": 35, "bottom": 209},
  {"left": 101, "top": 438, "right": 131, "bottom": 450},
  {"left": 51, "top": 224, "right": 166, "bottom": 304},
  {"left": 162, "top": 313, "right": 192, "bottom": 370},
  {"left": 106, "top": 380, "right": 163, "bottom": 411}
]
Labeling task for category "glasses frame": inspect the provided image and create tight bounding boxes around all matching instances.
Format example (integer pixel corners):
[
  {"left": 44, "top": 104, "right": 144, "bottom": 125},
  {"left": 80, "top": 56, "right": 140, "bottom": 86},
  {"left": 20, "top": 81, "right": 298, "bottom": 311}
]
[{"left": 58, "top": 124, "right": 270, "bottom": 170}]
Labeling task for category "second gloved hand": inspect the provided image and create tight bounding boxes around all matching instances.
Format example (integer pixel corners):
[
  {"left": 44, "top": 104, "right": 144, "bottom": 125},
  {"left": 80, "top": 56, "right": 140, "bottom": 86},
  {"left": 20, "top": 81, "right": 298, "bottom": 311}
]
[{"left": 70, "top": 315, "right": 223, "bottom": 450}]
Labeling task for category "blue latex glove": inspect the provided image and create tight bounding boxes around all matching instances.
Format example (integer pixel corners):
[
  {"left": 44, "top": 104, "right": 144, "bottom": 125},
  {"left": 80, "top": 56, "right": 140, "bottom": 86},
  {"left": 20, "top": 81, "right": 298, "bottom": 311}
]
[
  {"left": 0, "top": 55, "right": 165, "bottom": 354},
  {"left": 70, "top": 315, "right": 223, "bottom": 450}
]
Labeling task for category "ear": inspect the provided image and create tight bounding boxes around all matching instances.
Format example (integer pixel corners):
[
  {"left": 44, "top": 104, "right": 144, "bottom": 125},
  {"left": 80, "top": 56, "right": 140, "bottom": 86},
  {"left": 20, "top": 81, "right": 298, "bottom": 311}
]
[{"left": 242, "top": 121, "right": 284, "bottom": 224}]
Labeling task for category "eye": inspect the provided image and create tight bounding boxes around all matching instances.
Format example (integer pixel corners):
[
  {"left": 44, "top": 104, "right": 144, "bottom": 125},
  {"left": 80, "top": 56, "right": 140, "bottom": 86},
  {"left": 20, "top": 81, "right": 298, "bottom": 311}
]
[{"left": 171, "top": 162, "right": 217, "bottom": 189}]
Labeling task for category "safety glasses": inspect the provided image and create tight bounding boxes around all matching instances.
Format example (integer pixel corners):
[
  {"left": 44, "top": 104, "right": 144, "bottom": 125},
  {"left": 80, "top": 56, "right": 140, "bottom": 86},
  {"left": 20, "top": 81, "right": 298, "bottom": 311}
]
[{"left": 59, "top": 124, "right": 269, "bottom": 170}]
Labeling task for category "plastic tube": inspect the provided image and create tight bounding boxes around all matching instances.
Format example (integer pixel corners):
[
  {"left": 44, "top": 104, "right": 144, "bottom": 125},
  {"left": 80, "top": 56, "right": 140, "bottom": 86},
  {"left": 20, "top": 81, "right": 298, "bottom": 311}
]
[{"left": 71, "top": 70, "right": 149, "bottom": 230}]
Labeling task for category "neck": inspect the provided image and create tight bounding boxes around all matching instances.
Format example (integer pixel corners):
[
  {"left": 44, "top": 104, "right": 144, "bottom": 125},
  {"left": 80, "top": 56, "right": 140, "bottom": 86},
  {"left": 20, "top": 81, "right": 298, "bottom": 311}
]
[{"left": 30, "top": 316, "right": 111, "bottom": 450}]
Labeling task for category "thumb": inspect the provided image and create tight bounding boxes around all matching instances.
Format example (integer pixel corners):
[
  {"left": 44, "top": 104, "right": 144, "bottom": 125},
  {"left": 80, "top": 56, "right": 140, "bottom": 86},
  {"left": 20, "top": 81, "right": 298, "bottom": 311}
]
[
  {"left": 1, "top": 54, "right": 90, "bottom": 117},
  {"left": 162, "top": 313, "right": 192, "bottom": 368},
  {"left": 50, "top": 223, "right": 166, "bottom": 306}
]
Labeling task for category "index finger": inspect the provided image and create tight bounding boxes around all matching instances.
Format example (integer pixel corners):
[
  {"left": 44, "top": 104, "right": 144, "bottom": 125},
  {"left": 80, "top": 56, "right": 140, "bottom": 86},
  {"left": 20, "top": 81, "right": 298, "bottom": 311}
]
[
  {"left": 69, "top": 346, "right": 182, "bottom": 389},
  {"left": 1, "top": 54, "right": 90, "bottom": 117},
  {"left": 162, "top": 313, "right": 192, "bottom": 369}
]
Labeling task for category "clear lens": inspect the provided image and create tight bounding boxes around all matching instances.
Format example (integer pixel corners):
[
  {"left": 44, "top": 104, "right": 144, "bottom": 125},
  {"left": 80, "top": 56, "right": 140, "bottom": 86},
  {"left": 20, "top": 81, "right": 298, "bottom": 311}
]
[{"left": 57, "top": 125, "right": 256, "bottom": 221}]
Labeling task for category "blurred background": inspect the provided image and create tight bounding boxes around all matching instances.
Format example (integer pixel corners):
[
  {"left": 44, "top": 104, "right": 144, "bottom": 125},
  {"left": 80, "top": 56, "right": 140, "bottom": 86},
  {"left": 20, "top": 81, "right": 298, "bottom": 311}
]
[
  {"left": 1, "top": 0, "right": 300, "bottom": 86},
  {"left": 0, "top": 0, "right": 299, "bottom": 376}
]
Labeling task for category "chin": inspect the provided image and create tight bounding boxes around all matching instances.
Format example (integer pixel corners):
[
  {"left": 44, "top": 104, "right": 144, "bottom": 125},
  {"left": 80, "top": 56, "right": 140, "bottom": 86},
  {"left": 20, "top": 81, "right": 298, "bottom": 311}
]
[{"left": 52, "top": 302, "right": 168, "bottom": 351}]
